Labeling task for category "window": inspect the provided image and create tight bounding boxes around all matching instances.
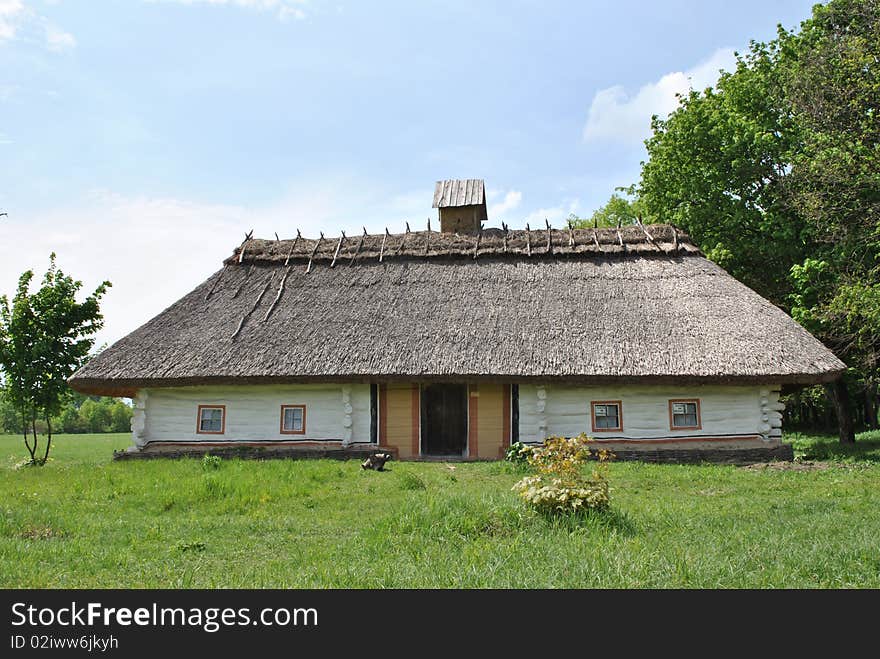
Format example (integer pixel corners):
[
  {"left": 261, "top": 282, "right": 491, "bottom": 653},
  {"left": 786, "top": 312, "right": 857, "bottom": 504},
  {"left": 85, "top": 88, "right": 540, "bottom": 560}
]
[
  {"left": 669, "top": 399, "right": 701, "bottom": 430},
  {"left": 280, "top": 405, "right": 306, "bottom": 434},
  {"left": 197, "top": 405, "right": 225, "bottom": 434},
  {"left": 591, "top": 401, "right": 622, "bottom": 432}
]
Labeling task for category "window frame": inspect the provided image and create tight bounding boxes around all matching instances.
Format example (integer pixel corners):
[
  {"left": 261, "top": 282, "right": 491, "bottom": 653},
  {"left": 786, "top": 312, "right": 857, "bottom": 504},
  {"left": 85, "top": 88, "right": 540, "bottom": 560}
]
[
  {"left": 279, "top": 404, "right": 307, "bottom": 435},
  {"left": 196, "top": 404, "right": 226, "bottom": 435},
  {"left": 590, "top": 400, "right": 623, "bottom": 433},
  {"left": 668, "top": 399, "right": 702, "bottom": 431}
]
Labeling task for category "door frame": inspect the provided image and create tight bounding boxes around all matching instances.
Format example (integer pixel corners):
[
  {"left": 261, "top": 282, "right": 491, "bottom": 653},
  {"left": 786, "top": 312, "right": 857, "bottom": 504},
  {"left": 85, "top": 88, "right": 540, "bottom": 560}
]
[{"left": 419, "top": 383, "right": 470, "bottom": 457}]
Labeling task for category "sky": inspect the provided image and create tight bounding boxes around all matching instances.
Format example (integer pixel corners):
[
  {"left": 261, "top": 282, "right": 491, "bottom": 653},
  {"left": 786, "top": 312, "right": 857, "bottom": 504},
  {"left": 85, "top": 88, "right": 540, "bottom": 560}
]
[{"left": 0, "top": 0, "right": 820, "bottom": 347}]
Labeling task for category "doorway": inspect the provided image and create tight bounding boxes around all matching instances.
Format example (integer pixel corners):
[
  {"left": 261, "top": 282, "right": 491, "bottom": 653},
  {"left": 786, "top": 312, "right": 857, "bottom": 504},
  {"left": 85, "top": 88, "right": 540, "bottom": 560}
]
[{"left": 420, "top": 384, "right": 468, "bottom": 456}]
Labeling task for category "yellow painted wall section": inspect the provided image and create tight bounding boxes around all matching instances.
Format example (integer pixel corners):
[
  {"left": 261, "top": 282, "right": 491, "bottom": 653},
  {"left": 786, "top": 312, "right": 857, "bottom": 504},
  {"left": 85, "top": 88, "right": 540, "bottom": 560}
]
[
  {"left": 381, "top": 384, "right": 419, "bottom": 459},
  {"left": 476, "top": 384, "right": 508, "bottom": 459}
]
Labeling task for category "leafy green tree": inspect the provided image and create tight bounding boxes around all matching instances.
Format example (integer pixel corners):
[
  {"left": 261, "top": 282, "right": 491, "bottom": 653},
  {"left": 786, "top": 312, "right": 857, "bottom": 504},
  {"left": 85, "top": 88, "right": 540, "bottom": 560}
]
[
  {"left": 635, "top": 0, "right": 879, "bottom": 441},
  {"left": 781, "top": 0, "right": 880, "bottom": 434},
  {"left": 638, "top": 39, "right": 804, "bottom": 308},
  {"left": 57, "top": 404, "right": 87, "bottom": 434},
  {"left": 79, "top": 398, "right": 113, "bottom": 433},
  {"left": 0, "top": 388, "right": 23, "bottom": 434},
  {"left": 572, "top": 192, "right": 653, "bottom": 229},
  {"left": 109, "top": 400, "right": 133, "bottom": 433},
  {"left": 0, "top": 254, "right": 110, "bottom": 464}
]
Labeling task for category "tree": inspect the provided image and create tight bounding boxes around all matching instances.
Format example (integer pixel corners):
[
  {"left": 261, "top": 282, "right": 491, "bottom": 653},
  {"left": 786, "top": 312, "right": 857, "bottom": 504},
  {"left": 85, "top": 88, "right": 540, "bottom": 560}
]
[
  {"left": 0, "top": 254, "right": 110, "bottom": 464},
  {"left": 780, "top": 0, "right": 880, "bottom": 437},
  {"left": 572, "top": 192, "right": 652, "bottom": 229},
  {"left": 638, "top": 39, "right": 805, "bottom": 308},
  {"left": 635, "top": 0, "right": 879, "bottom": 442}
]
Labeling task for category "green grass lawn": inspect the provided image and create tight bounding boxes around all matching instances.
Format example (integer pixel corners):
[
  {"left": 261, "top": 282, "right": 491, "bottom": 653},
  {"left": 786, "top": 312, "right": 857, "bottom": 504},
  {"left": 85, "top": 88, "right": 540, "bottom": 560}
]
[{"left": 2, "top": 431, "right": 880, "bottom": 588}]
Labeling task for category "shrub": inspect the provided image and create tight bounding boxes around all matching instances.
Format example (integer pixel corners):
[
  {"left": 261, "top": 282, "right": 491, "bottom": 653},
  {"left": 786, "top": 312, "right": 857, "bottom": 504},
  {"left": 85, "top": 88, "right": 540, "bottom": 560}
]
[
  {"left": 201, "top": 454, "right": 222, "bottom": 471},
  {"left": 504, "top": 441, "right": 532, "bottom": 464},
  {"left": 512, "top": 433, "right": 612, "bottom": 515}
]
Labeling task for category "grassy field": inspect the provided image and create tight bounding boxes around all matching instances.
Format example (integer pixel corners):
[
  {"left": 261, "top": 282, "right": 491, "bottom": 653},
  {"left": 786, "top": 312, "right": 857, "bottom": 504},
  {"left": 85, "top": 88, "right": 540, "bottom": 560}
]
[{"left": 2, "top": 431, "right": 880, "bottom": 588}]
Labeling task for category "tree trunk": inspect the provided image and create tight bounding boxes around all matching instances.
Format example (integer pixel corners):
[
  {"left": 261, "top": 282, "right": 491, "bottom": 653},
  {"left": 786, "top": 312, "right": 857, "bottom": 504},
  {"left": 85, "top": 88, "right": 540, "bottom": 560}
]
[
  {"left": 21, "top": 407, "right": 35, "bottom": 462},
  {"left": 31, "top": 412, "right": 40, "bottom": 463},
  {"left": 865, "top": 380, "right": 878, "bottom": 429},
  {"left": 824, "top": 379, "right": 856, "bottom": 444},
  {"left": 43, "top": 414, "right": 52, "bottom": 464}
]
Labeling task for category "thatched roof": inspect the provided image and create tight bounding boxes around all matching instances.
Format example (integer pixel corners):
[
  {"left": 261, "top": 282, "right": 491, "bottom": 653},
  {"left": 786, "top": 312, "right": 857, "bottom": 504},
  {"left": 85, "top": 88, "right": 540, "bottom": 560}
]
[{"left": 69, "top": 224, "right": 844, "bottom": 397}]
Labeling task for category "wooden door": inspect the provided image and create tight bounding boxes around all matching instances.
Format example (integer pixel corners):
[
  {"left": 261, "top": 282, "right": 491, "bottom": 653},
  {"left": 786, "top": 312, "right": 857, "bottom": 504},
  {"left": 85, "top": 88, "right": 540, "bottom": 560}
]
[{"left": 421, "top": 384, "right": 468, "bottom": 456}]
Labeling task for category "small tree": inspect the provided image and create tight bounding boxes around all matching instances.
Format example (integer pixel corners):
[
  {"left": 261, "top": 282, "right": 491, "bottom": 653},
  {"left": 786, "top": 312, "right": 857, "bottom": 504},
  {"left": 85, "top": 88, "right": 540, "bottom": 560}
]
[
  {"left": 512, "top": 434, "right": 612, "bottom": 514},
  {"left": 0, "top": 254, "right": 110, "bottom": 465}
]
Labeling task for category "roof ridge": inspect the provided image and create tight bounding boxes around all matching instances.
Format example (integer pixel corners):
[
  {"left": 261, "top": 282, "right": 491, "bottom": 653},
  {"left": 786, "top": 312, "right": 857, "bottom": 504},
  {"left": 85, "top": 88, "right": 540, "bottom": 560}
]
[{"left": 225, "top": 224, "right": 702, "bottom": 267}]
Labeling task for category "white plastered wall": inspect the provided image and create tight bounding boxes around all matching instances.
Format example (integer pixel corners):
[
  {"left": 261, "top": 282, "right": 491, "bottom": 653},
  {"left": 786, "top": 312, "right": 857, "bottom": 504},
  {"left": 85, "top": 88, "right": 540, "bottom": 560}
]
[
  {"left": 135, "top": 384, "right": 372, "bottom": 446},
  {"left": 517, "top": 384, "right": 782, "bottom": 443}
]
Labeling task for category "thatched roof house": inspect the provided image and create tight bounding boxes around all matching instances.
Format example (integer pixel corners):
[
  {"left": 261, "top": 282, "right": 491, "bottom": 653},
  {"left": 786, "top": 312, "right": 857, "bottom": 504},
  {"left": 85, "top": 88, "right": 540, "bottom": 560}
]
[{"left": 70, "top": 181, "right": 844, "bottom": 462}]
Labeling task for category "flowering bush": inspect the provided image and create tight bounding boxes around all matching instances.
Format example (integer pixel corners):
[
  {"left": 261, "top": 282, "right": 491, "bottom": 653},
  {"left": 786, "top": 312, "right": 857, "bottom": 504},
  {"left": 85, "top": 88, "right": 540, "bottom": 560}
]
[{"left": 511, "top": 434, "right": 612, "bottom": 514}]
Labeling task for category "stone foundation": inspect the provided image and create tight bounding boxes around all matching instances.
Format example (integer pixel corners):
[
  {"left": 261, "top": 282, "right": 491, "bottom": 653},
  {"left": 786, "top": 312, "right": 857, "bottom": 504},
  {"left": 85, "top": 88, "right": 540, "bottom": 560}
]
[{"left": 113, "top": 443, "right": 397, "bottom": 462}]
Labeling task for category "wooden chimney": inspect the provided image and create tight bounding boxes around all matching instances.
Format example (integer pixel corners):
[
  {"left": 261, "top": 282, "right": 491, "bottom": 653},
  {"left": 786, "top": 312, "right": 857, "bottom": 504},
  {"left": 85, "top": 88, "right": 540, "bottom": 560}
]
[{"left": 432, "top": 179, "right": 487, "bottom": 234}]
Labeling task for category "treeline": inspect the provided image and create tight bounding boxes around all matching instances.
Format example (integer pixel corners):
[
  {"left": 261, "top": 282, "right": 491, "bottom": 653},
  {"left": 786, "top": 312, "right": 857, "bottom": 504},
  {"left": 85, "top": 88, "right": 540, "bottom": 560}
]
[
  {"left": 0, "top": 389, "right": 132, "bottom": 435},
  {"left": 783, "top": 384, "right": 878, "bottom": 433}
]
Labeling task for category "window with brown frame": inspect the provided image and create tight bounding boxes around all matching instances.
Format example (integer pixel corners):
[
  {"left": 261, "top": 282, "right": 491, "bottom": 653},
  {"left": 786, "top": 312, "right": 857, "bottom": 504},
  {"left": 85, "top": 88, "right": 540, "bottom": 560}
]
[
  {"left": 280, "top": 405, "right": 306, "bottom": 434},
  {"left": 197, "top": 405, "right": 225, "bottom": 434},
  {"left": 591, "top": 400, "right": 622, "bottom": 432},
  {"left": 669, "top": 399, "right": 701, "bottom": 430}
]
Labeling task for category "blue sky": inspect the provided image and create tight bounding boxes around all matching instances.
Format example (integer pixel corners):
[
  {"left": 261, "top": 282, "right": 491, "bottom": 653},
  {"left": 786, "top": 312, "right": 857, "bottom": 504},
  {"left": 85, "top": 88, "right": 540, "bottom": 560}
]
[{"left": 1, "top": 0, "right": 818, "bottom": 345}]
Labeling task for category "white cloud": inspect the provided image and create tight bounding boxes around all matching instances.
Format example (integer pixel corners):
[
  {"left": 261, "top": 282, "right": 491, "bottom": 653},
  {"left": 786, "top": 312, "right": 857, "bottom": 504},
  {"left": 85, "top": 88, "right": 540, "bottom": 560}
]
[
  {"left": 152, "top": 0, "right": 309, "bottom": 20},
  {"left": 45, "top": 23, "right": 75, "bottom": 51},
  {"left": 583, "top": 48, "right": 737, "bottom": 144},
  {"left": 0, "top": 0, "right": 24, "bottom": 41},
  {"left": 488, "top": 190, "right": 522, "bottom": 223},
  {"left": 0, "top": 0, "right": 75, "bottom": 51}
]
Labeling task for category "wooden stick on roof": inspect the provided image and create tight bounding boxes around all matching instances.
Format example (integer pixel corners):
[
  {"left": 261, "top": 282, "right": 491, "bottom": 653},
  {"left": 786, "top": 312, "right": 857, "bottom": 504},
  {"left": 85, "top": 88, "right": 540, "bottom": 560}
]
[
  {"left": 502, "top": 222, "right": 509, "bottom": 253},
  {"left": 284, "top": 229, "right": 301, "bottom": 266},
  {"left": 275, "top": 232, "right": 280, "bottom": 242},
  {"left": 330, "top": 231, "right": 346, "bottom": 268},
  {"left": 473, "top": 224, "right": 483, "bottom": 260},
  {"left": 636, "top": 215, "right": 664, "bottom": 254},
  {"left": 262, "top": 266, "right": 291, "bottom": 322},
  {"left": 379, "top": 228, "right": 389, "bottom": 262},
  {"left": 567, "top": 219, "right": 575, "bottom": 247},
  {"left": 525, "top": 223, "right": 532, "bottom": 257},
  {"left": 592, "top": 228, "right": 600, "bottom": 251},
  {"left": 232, "top": 272, "right": 274, "bottom": 340},
  {"left": 671, "top": 226, "right": 679, "bottom": 253},
  {"left": 231, "top": 265, "right": 255, "bottom": 299},
  {"left": 306, "top": 232, "right": 324, "bottom": 274},
  {"left": 395, "top": 222, "right": 410, "bottom": 255},
  {"left": 545, "top": 218, "right": 553, "bottom": 254},
  {"left": 350, "top": 227, "right": 367, "bottom": 266},
  {"left": 616, "top": 227, "right": 625, "bottom": 252},
  {"left": 237, "top": 230, "right": 254, "bottom": 264},
  {"left": 425, "top": 218, "right": 431, "bottom": 255},
  {"left": 204, "top": 265, "right": 227, "bottom": 302}
]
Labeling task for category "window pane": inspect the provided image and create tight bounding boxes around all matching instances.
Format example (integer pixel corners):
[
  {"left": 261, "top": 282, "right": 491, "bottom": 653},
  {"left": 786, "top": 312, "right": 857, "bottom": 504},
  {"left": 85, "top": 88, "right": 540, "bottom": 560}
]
[
  {"left": 594, "top": 404, "right": 619, "bottom": 429},
  {"left": 200, "top": 408, "right": 222, "bottom": 432},
  {"left": 284, "top": 407, "right": 303, "bottom": 431},
  {"left": 672, "top": 406, "right": 698, "bottom": 428}
]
